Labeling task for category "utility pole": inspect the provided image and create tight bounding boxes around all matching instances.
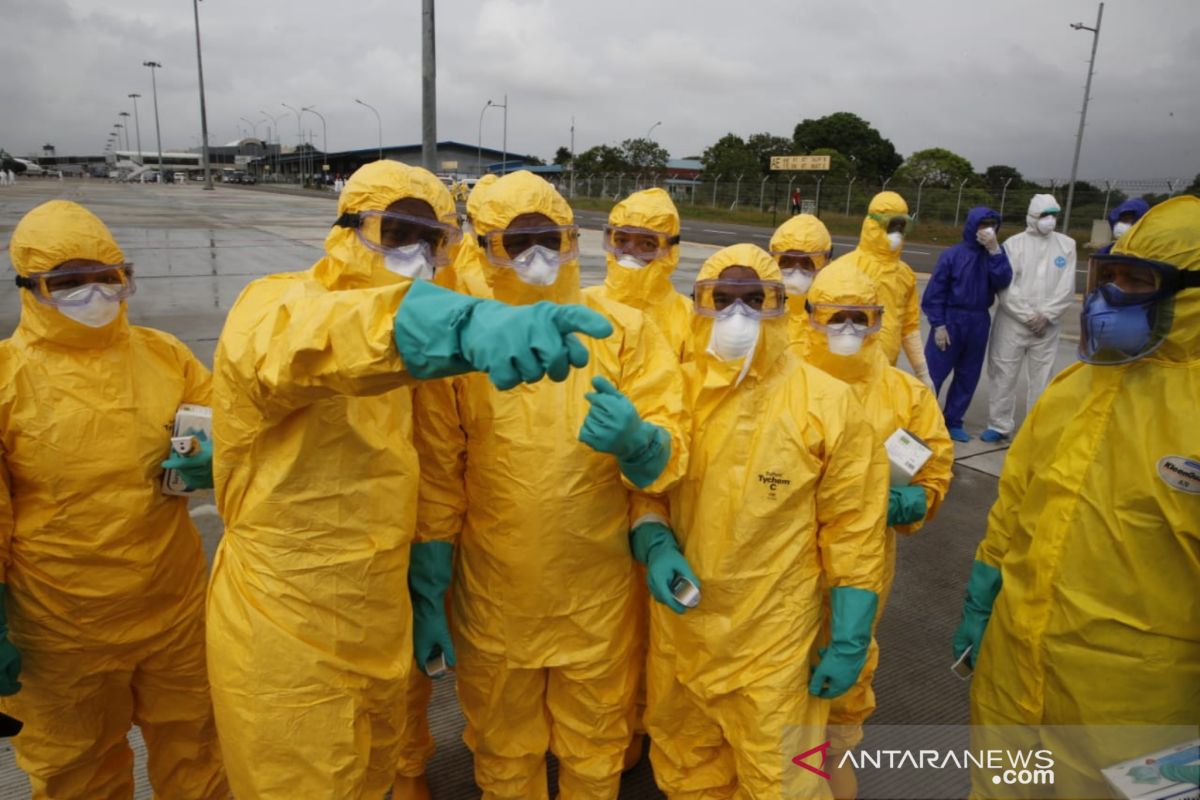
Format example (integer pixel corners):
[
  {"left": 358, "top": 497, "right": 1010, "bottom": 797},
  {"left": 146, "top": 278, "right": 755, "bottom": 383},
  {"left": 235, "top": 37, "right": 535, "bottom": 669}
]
[
  {"left": 1064, "top": 2, "right": 1104, "bottom": 234},
  {"left": 569, "top": 115, "right": 575, "bottom": 198},
  {"left": 501, "top": 93, "right": 508, "bottom": 175},
  {"left": 142, "top": 61, "right": 165, "bottom": 180},
  {"left": 192, "top": 0, "right": 213, "bottom": 189},
  {"left": 128, "top": 94, "right": 143, "bottom": 165},
  {"left": 421, "top": 0, "right": 436, "bottom": 171}
]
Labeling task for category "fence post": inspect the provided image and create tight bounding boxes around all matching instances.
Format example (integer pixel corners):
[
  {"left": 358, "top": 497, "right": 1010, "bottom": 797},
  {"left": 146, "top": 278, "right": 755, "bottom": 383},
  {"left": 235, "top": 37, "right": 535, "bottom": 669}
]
[
  {"left": 914, "top": 177, "right": 927, "bottom": 220},
  {"left": 1102, "top": 180, "right": 1114, "bottom": 217},
  {"left": 845, "top": 177, "right": 856, "bottom": 216},
  {"left": 1000, "top": 177, "right": 1013, "bottom": 219},
  {"left": 601, "top": 172, "right": 609, "bottom": 198},
  {"left": 1167, "top": 178, "right": 1179, "bottom": 198},
  {"left": 759, "top": 174, "right": 770, "bottom": 212},
  {"left": 732, "top": 173, "right": 744, "bottom": 209},
  {"left": 954, "top": 177, "right": 969, "bottom": 227},
  {"left": 616, "top": 173, "right": 624, "bottom": 197},
  {"left": 712, "top": 173, "right": 722, "bottom": 208},
  {"left": 814, "top": 176, "right": 824, "bottom": 217},
  {"left": 881, "top": 175, "right": 891, "bottom": 191}
]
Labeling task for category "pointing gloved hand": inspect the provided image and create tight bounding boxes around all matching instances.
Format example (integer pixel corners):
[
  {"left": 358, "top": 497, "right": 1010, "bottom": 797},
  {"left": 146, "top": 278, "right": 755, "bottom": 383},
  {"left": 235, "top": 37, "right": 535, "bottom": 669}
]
[
  {"left": 952, "top": 560, "right": 1002, "bottom": 669},
  {"left": 393, "top": 281, "right": 614, "bottom": 390},
  {"left": 1026, "top": 314, "right": 1050, "bottom": 337},
  {"left": 888, "top": 485, "right": 928, "bottom": 527},
  {"left": 409, "top": 541, "right": 456, "bottom": 676},
  {"left": 809, "top": 586, "right": 878, "bottom": 699},
  {"left": 160, "top": 430, "right": 214, "bottom": 491},
  {"left": 933, "top": 325, "right": 951, "bottom": 351},
  {"left": 630, "top": 522, "right": 700, "bottom": 615},
  {"left": 0, "top": 584, "right": 23, "bottom": 696},
  {"left": 976, "top": 227, "right": 1002, "bottom": 255},
  {"left": 580, "top": 376, "right": 671, "bottom": 489}
]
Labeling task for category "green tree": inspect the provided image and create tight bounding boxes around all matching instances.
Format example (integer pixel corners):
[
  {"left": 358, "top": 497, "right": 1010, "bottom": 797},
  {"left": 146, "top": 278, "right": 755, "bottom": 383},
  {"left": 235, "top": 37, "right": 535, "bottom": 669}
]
[
  {"left": 621, "top": 137, "right": 670, "bottom": 171},
  {"left": 792, "top": 112, "right": 902, "bottom": 181},
  {"left": 894, "top": 147, "right": 976, "bottom": 188},
  {"left": 573, "top": 144, "right": 628, "bottom": 176},
  {"left": 746, "top": 132, "right": 793, "bottom": 174},
  {"left": 1187, "top": 173, "right": 1200, "bottom": 195},
  {"left": 809, "top": 147, "right": 854, "bottom": 183},
  {"left": 553, "top": 146, "right": 572, "bottom": 166},
  {"left": 982, "top": 165, "right": 1024, "bottom": 191},
  {"left": 700, "top": 134, "right": 760, "bottom": 180}
]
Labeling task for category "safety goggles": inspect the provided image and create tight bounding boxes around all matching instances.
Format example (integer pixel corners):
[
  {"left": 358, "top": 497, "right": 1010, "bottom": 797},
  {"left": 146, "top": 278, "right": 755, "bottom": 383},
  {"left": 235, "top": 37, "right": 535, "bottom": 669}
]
[
  {"left": 805, "top": 302, "right": 885, "bottom": 334},
  {"left": 478, "top": 224, "right": 580, "bottom": 268},
  {"left": 771, "top": 249, "right": 833, "bottom": 272},
  {"left": 693, "top": 279, "right": 788, "bottom": 319},
  {"left": 1085, "top": 253, "right": 1200, "bottom": 306},
  {"left": 336, "top": 210, "right": 462, "bottom": 265},
  {"left": 869, "top": 212, "right": 914, "bottom": 236},
  {"left": 15, "top": 262, "right": 136, "bottom": 307},
  {"left": 602, "top": 225, "right": 679, "bottom": 262}
]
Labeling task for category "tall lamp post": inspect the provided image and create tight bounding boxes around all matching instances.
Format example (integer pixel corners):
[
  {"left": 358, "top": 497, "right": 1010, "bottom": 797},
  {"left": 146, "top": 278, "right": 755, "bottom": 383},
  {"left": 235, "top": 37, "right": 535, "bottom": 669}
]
[
  {"left": 261, "top": 110, "right": 286, "bottom": 181},
  {"left": 646, "top": 121, "right": 662, "bottom": 140},
  {"left": 477, "top": 99, "right": 494, "bottom": 176},
  {"left": 240, "top": 117, "right": 259, "bottom": 140},
  {"left": 114, "top": 124, "right": 127, "bottom": 154},
  {"left": 128, "top": 94, "right": 144, "bottom": 165},
  {"left": 142, "top": 61, "right": 165, "bottom": 181},
  {"left": 118, "top": 112, "right": 132, "bottom": 150},
  {"left": 302, "top": 106, "right": 329, "bottom": 179},
  {"left": 1064, "top": 2, "right": 1104, "bottom": 235},
  {"left": 191, "top": 0, "right": 213, "bottom": 189},
  {"left": 282, "top": 103, "right": 305, "bottom": 185},
  {"left": 355, "top": 99, "right": 383, "bottom": 161}
]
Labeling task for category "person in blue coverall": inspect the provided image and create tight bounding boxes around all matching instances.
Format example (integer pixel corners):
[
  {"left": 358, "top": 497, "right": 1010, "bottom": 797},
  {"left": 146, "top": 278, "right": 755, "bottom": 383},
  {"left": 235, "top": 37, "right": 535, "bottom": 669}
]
[
  {"left": 1097, "top": 197, "right": 1150, "bottom": 254},
  {"left": 921, "top": 207, "right": 1013, "bottom": 442}
]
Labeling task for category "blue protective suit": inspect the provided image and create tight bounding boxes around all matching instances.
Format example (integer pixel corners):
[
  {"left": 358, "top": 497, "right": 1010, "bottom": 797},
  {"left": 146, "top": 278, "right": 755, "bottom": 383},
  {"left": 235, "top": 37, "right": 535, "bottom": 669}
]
[
  {"left": 921, "top": 207, "right": 1013, "bottom": 429},
  {"left": 1097, "top": 197, "right": 1151, "bottom": 255}
]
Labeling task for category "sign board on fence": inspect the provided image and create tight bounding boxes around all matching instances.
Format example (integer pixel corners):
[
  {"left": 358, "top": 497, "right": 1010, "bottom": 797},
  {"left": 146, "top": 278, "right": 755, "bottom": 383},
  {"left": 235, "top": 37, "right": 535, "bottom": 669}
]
[{"left": 770, "top": 155, "right": 831, "bottom": 171}]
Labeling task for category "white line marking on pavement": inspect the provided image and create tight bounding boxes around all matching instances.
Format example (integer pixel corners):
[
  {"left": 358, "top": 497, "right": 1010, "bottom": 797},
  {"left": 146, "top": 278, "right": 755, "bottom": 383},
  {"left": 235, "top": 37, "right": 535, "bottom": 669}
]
[{"left": 702, "top": 228, "right": 736, "bottom": 234}]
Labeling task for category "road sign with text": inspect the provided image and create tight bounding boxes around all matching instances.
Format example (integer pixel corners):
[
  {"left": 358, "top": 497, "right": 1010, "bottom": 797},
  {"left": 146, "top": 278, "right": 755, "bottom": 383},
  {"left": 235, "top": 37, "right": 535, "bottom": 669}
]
[{"left": 770, "top": 155, "right": 831, "bottom": 171}]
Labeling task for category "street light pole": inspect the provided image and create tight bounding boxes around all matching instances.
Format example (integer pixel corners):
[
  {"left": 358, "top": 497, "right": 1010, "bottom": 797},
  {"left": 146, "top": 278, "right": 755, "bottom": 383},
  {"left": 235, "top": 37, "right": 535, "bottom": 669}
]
[
  {"left": 477, "top": 99, "right": 493, "bottom": 176},
  {"left": 128, "top": 94, "right": 143, "bottom": 166},
  {"left": 142, "top": 61, "right": 165, "bottom": 181},
  {"left": 114, "top": 124, "right": 126, "bottom": 156},
  {"left": 355, "top": 99, "right": 383, "bottom": 161},
  {"left": 282, "top": 103, "right": 304, "bottom": 185},
  {"left": 1064, "top": 1, "right": 1104, "bottom": 235},
  {"left": 239, "top": 117, "right": 259, "bottom": 140},
  {"left": 646, "top": 121, "right": 662, "bottom": 140},
  {"left": 302, "top": 106, "right": 329, "bottom": 179},
  {"left": 118, "top": 112, "right": 131, "bottom": 151},
  {"left": 501, "top": 93, "right": 508, "bottom": 175},
  {"left": 261, "top": 110, "right": 286, "bottom": 181},
  {"left": 421, "top": 0, "right": 437, "bottom": 172},
  {"left": 191, "top": 0, "right": 213, "bottom": 190}
]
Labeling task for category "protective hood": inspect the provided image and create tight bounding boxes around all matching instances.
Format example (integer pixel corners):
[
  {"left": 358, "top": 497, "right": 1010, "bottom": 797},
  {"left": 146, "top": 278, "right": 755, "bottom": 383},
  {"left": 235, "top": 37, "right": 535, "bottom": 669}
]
[
  {"left": 1112, "top": 195, "right": 1200, "bottom": 364},
  {"left": 318, "top": 160, "right": 457, "bottom": 290},
  {"left": 471, "top": 170, "right": 580, "bottom": 305},
  {"left": 7, "top": 199, "right": 130, "bottom": 349},
  {"left": 803, "top": 260, "right": 887, "bottom": 385},
  {"left": 1107, "top": 197, "right": 1150, "bottom": 229},
  {"left": 692, "top": 243, "right": 786, "bottom": 383},
  {"left": 858, "top": 191, "right": 909, "bottom": 262},
  {"left": 466, "top": 173, "right": 499, "bottom": 226},
  {"left": 603, "top": 188, "right": 681, "bottom": 310},
  {"left": 1025, "top": 193, "right": 1061, "bottom": 234},
  {"left": 771, "top": 213, "right": 834, "bottom": 331},
  {"left": 962, "top": 206, "right": 1002, "bottom": 248}
]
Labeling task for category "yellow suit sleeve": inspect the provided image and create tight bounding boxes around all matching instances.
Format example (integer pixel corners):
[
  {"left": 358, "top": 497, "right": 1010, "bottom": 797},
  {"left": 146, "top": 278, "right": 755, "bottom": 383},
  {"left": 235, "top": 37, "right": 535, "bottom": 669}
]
[
  {"left": 616, "top": 314, "right": 688, "bottom": 496},
  {"left": 0, "top": 446, "right": 11, "bottom": 584},
  {"left": 976, "top": 398, "right": 1041, "bottom": 568},
  {"left": 413, "top": 377, "right": 467, "bottom": 545},
  {"left": 895, "top": 378, "right": 955, "bottom": 535},
  {"left": 902, "top": 269, "right": 922, "bottom": 337}
]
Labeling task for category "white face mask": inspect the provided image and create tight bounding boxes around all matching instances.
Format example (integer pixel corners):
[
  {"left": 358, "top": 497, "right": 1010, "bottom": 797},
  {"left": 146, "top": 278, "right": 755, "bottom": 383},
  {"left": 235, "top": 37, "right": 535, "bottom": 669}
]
[
  {"left": 615, "top": 254, "right": 650, "bottom": 270},
  {"left": 1112, "top": 221, "right": 1132, "bottom": 239},
  {"left": 708, "top": 311, "right": 760, "bottom": 361},
  {"left": 826, "top": 330, "right": 865, "bottom": 356},
  {"left": 52, "top": 284, "right": 123, "bottom": 328},
  {"left": 383, "top": 242, "right": 435, "bottom": 279},
  {"left": 511, "top": 245, "right": 562, "bottom": 286},
  {"left": 1036, "top": 216, "right": 1057, "bottom": 235},
  {"left": 886, "top": 231, "right": 904, "bottom": 251},
  {"left": 781, "top": 269, "right": 814, "bottom": 296}
]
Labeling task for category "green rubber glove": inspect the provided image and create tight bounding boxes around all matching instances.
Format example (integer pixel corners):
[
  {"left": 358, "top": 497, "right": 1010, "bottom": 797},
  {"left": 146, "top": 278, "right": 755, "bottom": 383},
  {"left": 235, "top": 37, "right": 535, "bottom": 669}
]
[
  {"left": 393, "top": 280, "right": 613, "bottom": 390},
  {"left": 809, "top": 586, "right": 878, "bottom": 699},
  {"left": 1160, "top": 764, "right": 1200, "bottom": 786},
  {"left": 1128, "top": 766, "right": 1162, "bottom": 785},
  {"left": 952, "top": 560, "right": 1002, "bottom": 669},
  {"left": 160, "top": 430, "right": 214, "bottom": 491},
  {"left": 0, "top": 584, "right": 23, "bottom": 696},
  {"left": 408, "top": 541, "right": 456, "bottom": 676},
  {"left": 580, "top": 376, "right": 671, "bottom": 489},
  {"left": 630, "top": 522, "right": 700, "bottom": 615},
  {"left": 887, "top": 485, "right": 927, "bottom": 527}
]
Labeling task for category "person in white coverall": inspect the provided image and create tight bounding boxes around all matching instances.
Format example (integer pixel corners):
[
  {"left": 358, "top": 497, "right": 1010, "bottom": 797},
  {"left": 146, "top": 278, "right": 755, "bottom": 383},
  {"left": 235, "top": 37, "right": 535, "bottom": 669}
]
[{"left": 980, "top": 194, "right": 1076, "bottom": 442}]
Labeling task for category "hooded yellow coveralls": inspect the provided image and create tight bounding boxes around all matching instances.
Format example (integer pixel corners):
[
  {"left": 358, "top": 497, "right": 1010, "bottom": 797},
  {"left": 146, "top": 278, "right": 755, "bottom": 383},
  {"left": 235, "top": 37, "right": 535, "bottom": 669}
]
[
  {"left": 801, "top": 261, "right": 954, "bottom": 751},
  {"left": 828, "top": 192, "right": 929, "bottom": 381},
  {"left": 768, "top": 213, "right": 834, "bottom": 345},
  {"left": 206, "top": 161, "right": 460, "bottom": 798},
  {"left": 584, "top": 188, "right": 694, "bottom": 360},
  {"left": 412, "top": 171, "right": 686, "bottom": 799},
  {"left": 644, "top": 244, "right": 888, "bottom": 798},
  {"left": 0, "top": 201, "right": 226, "bottom": 799},
  {"left": 969, "top": 196, "right": 1200, "bottom": 797}
]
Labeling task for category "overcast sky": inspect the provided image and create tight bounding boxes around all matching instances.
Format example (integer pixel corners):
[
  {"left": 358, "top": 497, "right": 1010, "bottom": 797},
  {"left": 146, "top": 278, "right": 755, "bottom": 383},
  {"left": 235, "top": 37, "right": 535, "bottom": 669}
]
[{"left": 2, "top": 0, "right": 1197, "bottom": 183}]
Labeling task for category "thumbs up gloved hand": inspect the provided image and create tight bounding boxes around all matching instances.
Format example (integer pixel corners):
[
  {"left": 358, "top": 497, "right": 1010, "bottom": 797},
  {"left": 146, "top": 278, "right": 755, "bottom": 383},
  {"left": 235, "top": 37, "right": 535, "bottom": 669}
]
[
  {"left": 579, "top": 375, "right": 670, "bottom": 488},
  {"left": 160, "top": 430, "right": 214, "bottom": 491}
]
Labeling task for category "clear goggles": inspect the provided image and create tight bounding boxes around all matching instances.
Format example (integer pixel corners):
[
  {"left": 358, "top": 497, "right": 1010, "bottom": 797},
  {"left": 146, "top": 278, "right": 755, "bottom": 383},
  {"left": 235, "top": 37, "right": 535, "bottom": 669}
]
[
  {"left": 602, "top": 225, "right": 679, "bottom": 262},
  {"left": 771, "top": 249, "right": 832, "bottom": 273},
  {"left": 693, "top": 279, "right": 788, "bottom": 319},
  {"left": 1085, "top": 253, "right": 1200, "bottom": 306},
  {"left": 336, "top": 210, "right": 462, "bottom": 265},
  {"left": 805, "top": 302, "right": 885, "bottom": 334},
  {"left": 478, "top": 224, "right": 580, "bottom": 268},
  {"left": 869, "top": 212, "right": 914, "bottom": 236},
  {"left": 15, "top": 262, "right": 136, "bottom": 307}
]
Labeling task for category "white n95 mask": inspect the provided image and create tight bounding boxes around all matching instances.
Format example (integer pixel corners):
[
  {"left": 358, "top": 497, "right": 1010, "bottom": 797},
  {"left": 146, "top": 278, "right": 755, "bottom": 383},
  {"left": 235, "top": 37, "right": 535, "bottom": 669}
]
[
  {"left": 1112, "top": 221, "right": 1132, "bottom": 240},
  {"left": 52, "top": 285, "right": 122, "bottom": 328},
  {"left": 1036, "top": 216, "right": 1057, "bottom": 235},
  {"left": 886, "top": 232, "right": 904, "bottom": 251},
  {"left": 708, "top": 312, "right": 760, "bottom": 361},
  {"left": 616, "top": 254, "right": 650, "bottom": 270},
  {"left": 512, "top": 245, "right": 562, "bottom": 286},
  {"left": 781, "top": 269, "right": 814, "bottom": 296},
  {"left": 384, "top": 242, "right": 435, "bottom": 279}
]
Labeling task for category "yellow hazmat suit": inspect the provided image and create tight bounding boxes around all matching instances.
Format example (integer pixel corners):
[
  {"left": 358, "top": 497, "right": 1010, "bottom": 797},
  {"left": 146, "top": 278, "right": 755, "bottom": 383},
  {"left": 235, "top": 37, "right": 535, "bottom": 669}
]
[
  {"left": 802, "top": 261, "right": 954, "bottom": 751},
  {"left": 829, "top": 192, "right": 930, "bottom": 381},
  {"left": 969, "top": 195, "right": 1200, "bottom": 797},
  {"left": 412, "top": 171, "right": 686, "bottom": 799},
  {"left": 769, "top": 213, "right": 833, "bottom": 344},
  {"left": 207, "top": 161, "right": 458, "bottom": 798},
  {"left": 584, "top": 188, "right": 694, "bottom": 360},
  {"left": 645, "top": 244, "right": 888, "bottom": 798},
  {"left": 0, "top": 201, "right": 226, "bottom": 799}
]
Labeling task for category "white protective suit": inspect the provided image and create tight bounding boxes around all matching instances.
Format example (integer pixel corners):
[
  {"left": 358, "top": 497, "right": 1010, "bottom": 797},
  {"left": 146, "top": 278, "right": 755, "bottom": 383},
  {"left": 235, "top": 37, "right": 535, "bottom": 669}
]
[{"left": 985, "top": 194, "right": 1077, "bottom": 435}]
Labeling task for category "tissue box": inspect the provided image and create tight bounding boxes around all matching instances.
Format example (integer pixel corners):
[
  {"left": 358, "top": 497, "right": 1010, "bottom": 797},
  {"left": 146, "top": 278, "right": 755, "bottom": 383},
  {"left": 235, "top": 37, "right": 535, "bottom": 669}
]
[
  {"left": 885, "top": 428, "right": 932, "bottom": 487},
  {"left": 1102, "top": 739, "right": 1199, "bottom": 800},
  {"left": 162, "top": 404, "right": 212, "bottom": 496}
]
